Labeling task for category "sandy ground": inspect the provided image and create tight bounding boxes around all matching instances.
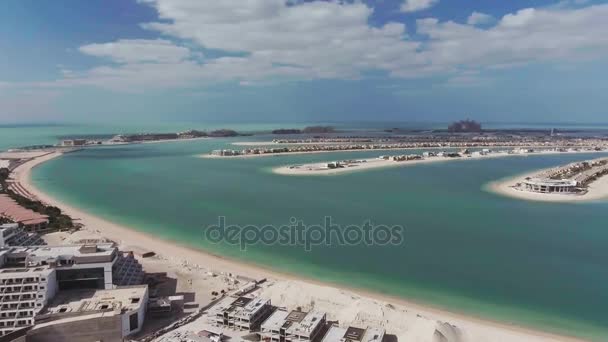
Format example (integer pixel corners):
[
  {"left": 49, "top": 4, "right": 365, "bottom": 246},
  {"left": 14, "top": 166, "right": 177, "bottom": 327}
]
[
  {"left": 13, "top": 151, "right": 586, "bottom": 342},
  {"left": 273, "top": 150, "right": 608, "bottom": 176},
  {"left": 486, "top": 168, "right": 608, "bottom": 203}
]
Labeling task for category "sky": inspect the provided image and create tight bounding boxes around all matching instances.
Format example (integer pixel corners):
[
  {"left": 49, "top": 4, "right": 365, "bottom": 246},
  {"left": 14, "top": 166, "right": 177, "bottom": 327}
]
[{"left": 1, "top": 0, "right": 608, "bottom": 124}]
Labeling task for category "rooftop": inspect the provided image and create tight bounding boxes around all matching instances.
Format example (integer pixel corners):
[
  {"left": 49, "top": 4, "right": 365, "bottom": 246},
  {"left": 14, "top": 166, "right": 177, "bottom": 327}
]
[
  {"left": 523, "top": 178, "right": 578, "bottom": 187},
  {"left": 43, "top": 285, "right": 148, "bottom": 316},
  {"left": 0, "top": 194, "right": 49, "bottom": 224},
  {"left": 261, "top": 309, "right": 290, "bottom": 331},
  {"left": 0, "top": 264, "right": 53, "bottom": 277},
  {"left": 322, "top": 326, "right": 386, "bottom": 342},
  {"left": 285, "top": 310, "right": 326, "bottom": 336}
]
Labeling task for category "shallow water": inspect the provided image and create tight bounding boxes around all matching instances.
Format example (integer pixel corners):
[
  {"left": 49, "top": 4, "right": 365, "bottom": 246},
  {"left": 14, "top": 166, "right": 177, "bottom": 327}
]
[{"left": 24, "top": 136, "right": 608, "bottom": 341}]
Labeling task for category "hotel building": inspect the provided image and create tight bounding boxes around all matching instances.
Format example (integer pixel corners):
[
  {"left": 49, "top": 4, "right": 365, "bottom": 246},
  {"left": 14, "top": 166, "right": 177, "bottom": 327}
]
[
  {"left": 0, "top": 243, "right": 145, "bottom": 337},
  {"left": 521, "top": 178, "right": 578, "bottom": 193}
]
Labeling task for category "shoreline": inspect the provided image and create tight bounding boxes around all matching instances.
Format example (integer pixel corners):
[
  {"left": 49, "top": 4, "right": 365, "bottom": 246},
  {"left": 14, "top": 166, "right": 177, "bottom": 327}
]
[
  {"left": 14, "top": 152, "right": 590, "bottom": 341},
  {"left": 273, "top": 150, "right": 608, "bottom": 177},
  {"left": 203, "top": 145, "right": 608, "bottom": 159},
  {"left": 486, "top": 167, "right": 608, "bottom": 203}
]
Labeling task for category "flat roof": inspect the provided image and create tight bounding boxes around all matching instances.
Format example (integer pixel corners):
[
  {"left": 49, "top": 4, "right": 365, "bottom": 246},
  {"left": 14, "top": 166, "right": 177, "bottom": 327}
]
[
  {"left": 261, "top": 309, "right": 290, "bottom": 331},
  {"left": 43, "top": 285, "right": 148, "bottom": 315},
  {"left": 231, "top": 296, "right": 270, "bottom": 318},
  {"left": 0, "top": 265, "right": 53, "bottom": 277},
  {"left": 0, "top": 194, "right": 49, "bottom": 224},
  {"left": 321, "top": 326, "right": 386, "bottom": 342},
  {"left": 524, "top": 178, "right": 577, "bottom": 187},
  {"left": 8, "top": 243, "right": 116, "bottom": 260},
  {"left": 286, "top": 311, "right": 326, "bottom": 336}
]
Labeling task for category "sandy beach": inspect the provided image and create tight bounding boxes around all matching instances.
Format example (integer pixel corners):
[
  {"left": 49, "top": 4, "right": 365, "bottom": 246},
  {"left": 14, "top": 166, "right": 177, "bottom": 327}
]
[
  {"left": 486, "top": 168, "right": 608, "bottom": 203},
  {"left": 11, "top": 151, "right": 588, "bottom": 341},
  {"left": 273, "top": 150, "right": 608, "bottom": 176}
]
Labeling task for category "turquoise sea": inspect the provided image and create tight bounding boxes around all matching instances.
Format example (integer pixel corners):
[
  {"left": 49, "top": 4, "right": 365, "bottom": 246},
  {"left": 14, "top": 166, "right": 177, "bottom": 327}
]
[{"left": 3, "top": 124, "right": 608, "bottom": 340}]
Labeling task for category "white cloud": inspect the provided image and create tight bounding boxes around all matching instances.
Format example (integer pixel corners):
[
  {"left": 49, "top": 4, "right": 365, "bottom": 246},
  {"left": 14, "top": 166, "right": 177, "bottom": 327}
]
[
  {"left": 79, "top": 39, "right": 191, "bottom": 64},
  {"left": 415, "top": 4, "right": 608, "bottom": 71},
  {"left": 18, "top": 1, "right": 608, "bottom": 92},
  {"left": 400, "top": 0, "right": 439, "bottom": 13},
  {"left": 467, "top": 11, "right": 495, "bottom": 25}
]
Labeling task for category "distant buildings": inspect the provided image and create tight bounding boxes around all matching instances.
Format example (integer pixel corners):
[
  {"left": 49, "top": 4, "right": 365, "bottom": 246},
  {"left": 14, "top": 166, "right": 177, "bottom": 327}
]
[
  {"left": 0, "top": 195, "right": 49, "bottom": 232},
  {"left": 521, "top": 178, "right": 578, "bottom": 194},
  {"left": 60, "top": 139, "right": 87, "bottom": 147}
]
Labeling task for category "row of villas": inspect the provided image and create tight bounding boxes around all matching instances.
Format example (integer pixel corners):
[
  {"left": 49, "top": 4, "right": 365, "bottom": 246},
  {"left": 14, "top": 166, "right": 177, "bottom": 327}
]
[
  {"left": 0, "top": 195, "right": 49, "bottom": 233},
  {"left": 209, "top": 295, "right": 386, "bottom": 342}
]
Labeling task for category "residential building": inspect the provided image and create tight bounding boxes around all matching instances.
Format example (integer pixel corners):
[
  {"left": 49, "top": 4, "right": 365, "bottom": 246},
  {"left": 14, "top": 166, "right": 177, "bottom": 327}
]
[
  {"left": 321, "top": 326, "right": 385, "bottom": 342},
  {"left": 261, "top": 309, "right": 327, "bottom": 342},
  {"left": 208, "top": 296, "right": 273, "bottom": 331},
  {"left": 0, "top": 195, "right": 49, "bottom": 233}
]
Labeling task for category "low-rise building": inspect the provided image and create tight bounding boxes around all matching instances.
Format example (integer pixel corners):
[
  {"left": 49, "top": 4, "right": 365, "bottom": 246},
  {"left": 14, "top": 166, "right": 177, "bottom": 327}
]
[
  {"left": 521, "top": 178, "right": 578, "bottom": 193},
  {"left": 321, "top": 325, "right": 385, "bottom": 342},
  {"left": 60, "top": 139, "right": 87, "bottom": 147},
  {"left": 261, "top": 309, "right": 327, "bottom": 342},
  {"left": 209, "top": 296, "right": 272, "bottom": 331},
  {"left": 0, "top": 195, "right": 49, "bottom": 233}
]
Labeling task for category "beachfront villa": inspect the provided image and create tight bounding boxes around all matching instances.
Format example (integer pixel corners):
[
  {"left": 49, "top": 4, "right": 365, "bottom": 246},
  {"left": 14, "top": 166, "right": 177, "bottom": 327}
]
[
  {"left": 208, "top": 296, "right": 273, "bottom": 331},
  {"left": 521, "top": 178, "right": 579, "bottom": 194},
  {"left": 0, "top": 194, "right": 49, "bottom": 232},
  {"left": 261, "top": 309, "right": 327, "bottom": 342}
]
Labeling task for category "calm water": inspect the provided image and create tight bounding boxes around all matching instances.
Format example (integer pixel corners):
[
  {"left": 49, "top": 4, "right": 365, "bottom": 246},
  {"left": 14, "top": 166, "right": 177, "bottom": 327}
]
[{"left": 2, "top": 124, "right": 608, "bottom": 340}]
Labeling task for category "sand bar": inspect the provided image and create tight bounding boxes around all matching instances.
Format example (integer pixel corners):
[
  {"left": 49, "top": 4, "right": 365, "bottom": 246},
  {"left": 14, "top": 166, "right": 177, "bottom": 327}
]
[
  {"left": 486, "top": 168, "right": 608, "bottom": 203},
  {"left": 274, "top": 150, "right": 608, "bottom": 176},
  {"left": 11, "top": 151, "right": 589, "bottom": 341}
]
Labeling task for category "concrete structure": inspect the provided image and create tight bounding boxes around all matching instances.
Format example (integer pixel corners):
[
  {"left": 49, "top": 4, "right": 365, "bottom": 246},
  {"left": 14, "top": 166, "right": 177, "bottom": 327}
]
[
  {"left": 0, "top": 196, "right": 48, "bottom": 233},
  {"left": 0, "top": 243, "right": 145, "bottom": 337},
  {"left": 521, "top": 178, "right": 578, "bottom": 193},
  {"left": 261, "top": 309, "right": 327, "bottom": 342},
  {"left": 0, "top": 262, "right": 57, "bottom": 336},
  {"left": 28, "top": 285, "right": 148, "bottom": 341},
  {"left": 321, "top": 326, "right": 385, "bottom": 342},
  {"left": 209, "top": 296, "right": 273, "bottom": 331},
  {"left": 60, "top": 140, "right": 87, "bottom": 147},
  {"left": 0, "top": 224, "right": 45, "bottom": 248}
]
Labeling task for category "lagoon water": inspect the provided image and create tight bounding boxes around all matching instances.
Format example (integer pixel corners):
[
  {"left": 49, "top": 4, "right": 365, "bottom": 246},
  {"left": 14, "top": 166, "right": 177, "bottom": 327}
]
[{"left": 3, "top": 125, "right": 608, "bottom": 340}]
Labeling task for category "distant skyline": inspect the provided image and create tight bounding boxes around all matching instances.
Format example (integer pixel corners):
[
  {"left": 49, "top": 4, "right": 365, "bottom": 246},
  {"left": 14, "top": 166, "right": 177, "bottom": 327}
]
[{"left": 1, "top": 0, "right": 608, "bottom": 123}]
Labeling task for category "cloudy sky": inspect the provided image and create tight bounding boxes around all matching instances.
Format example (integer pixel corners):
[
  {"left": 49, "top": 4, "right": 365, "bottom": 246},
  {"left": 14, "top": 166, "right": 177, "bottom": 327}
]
[{"left": 1, "top": 0, "right": 608, "bottom": 123}]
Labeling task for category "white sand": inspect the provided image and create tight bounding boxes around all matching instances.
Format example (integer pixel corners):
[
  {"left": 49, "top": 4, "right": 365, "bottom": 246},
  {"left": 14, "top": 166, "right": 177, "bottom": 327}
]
[
  {"left": 274, "top": 150, "right": 608, "bottom": 176},
  {"left": 486, "top": 169, "right": 608, "bottom": 203},
  {"left": 14, "top": 152, "right": 586, "bottom": 342}
]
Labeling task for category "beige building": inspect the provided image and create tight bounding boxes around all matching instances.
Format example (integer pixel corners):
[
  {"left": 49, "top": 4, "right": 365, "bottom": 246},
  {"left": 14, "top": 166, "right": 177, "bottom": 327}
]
[{"left": 0, "top": 243, "right": 145, "bottom": 337}]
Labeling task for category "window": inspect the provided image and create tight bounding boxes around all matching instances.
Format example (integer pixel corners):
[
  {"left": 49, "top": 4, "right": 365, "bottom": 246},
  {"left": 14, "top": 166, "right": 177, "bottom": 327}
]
[{"left": 129, "top": 312, "right": 139, "bottom": 331}]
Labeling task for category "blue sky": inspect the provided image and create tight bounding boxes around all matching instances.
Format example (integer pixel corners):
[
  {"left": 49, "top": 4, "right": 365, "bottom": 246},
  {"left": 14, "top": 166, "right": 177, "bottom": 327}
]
[{"left": 1, "top": 0, "right": 607, "bottom": 124}]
